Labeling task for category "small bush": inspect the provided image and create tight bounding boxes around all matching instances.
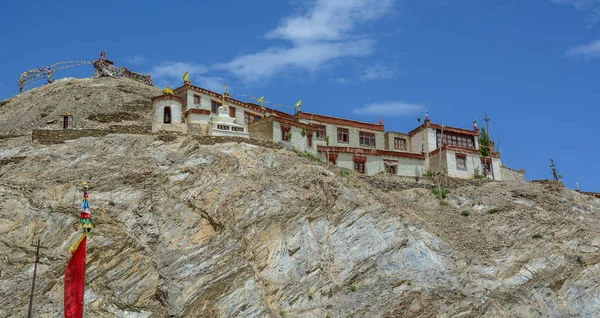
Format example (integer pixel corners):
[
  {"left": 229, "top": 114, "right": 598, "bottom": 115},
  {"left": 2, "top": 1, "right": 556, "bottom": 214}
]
[
  {"left": 487, "top": 208, "right": 500, "bottom": 214},
  {"left": 407, "top": 280, "right": 412, "bottom": 286},
  {"left": 532, "top": 233, "right": 543, "bottom": 239},
  {"left": 461, "top": 210, "right": 470, "bottom": 216},
  {"left": 308, "top": 290, "right": 314, "bottom": 299},
  {"left": 279, "top": 309, "right": 286, "bottom": 317},
  {"left": 350, "top": 284, "right": 357, "bottom": 292},
  {"left": 340, "top": 170, "right": 350, "bottom": 177},
  {"left": 432, "top": 187, "right": 449, "bottom": 199},
  {"left": 300, "top": 127, "right": 306, "bottom": 137},
  {"left": 325, "top": 136, "right": 330, "bottom": 145},
  {"left": 439, "top": 200, "right": 449, "bottom": 206},
  {"left": 109, "top": 201, "right": 116, "bottom": 206},
  {"left": 423, "top": 171, "right": 434, "bottom": 178}
]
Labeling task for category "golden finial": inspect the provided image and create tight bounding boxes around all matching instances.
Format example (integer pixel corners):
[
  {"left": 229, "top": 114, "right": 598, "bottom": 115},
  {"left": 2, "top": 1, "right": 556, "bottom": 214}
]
[
  {"left": 163, "top": 85, "right": 174, "bottom": 95},
  {"left": 183, "top": 72, "right": 189, "bottom": 84}
]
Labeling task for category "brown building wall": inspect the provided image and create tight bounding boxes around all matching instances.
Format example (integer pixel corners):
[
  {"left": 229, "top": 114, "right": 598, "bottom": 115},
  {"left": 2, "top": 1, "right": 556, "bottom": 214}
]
[{"left": 248, "top": 116, "right": 274, "bottom": 141}]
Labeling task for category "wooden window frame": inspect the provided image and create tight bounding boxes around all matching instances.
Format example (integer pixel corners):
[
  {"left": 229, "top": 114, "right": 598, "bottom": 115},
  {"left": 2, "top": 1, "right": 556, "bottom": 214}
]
[
  {"left": 437, "top": 131, "right": 475, "bottom": 149},
  {"left": 281, "top": 125, "right": 291, "bottom": 141},
  {"left": 229, "top": 106, "right": 236, "bottom": 118},
  {"left": 328, "top": 153, "right": 338, "bottom": 165},
  {"left": 394, "top": 137, "right": 407, "bottom": 150},
  {"left": 211, "top": 100, "right": 222, "bottom": 114},
  {"left": 193, "top": 94, "right": 201, "bottom": 104},
  {"left": 359, "top": 131, "right": 376, "bottom": 148},
  {"left": 456, "top": 154, "right": 467, "bottom": 171},
  {"left": 306, "top": 131, "right": 313, "bottom": 148},
  {"left": 316, "top": 125, "right": 327, "bottom": 139},
  {"left": 337, "top": 128, "right": 349, "bottom": 143},
  {"left": 352, "top": 156, "right": 367, "bottom": 174}
]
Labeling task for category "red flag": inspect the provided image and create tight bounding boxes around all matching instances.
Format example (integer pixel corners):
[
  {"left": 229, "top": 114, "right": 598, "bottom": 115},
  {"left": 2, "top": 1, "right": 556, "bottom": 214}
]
[{"left": 64, "top": 234, "right": 86, "bottom": 318}]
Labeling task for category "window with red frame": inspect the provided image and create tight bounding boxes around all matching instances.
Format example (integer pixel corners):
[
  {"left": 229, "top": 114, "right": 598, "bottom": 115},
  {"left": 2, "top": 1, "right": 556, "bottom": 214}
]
[
  {"left": 316, "top": 125, "right": 327, "bottom": 139},
  {"left": 353, "top": 156, "right": 366, "bottom": 174},
  {"left": 281, "top": 125, "right": 291, "bottom": 141},
  {"left": 306, "top": 132, "right": 313, "bottom": 147},
  {"left": 337, "top": 128, "right": 349, "bottom": 143},
  {"left": 193, "top": 94, "right": 201, "bottom": 104},
  {"left": 359, "top": 131, "right": 376, "bottom": 148}
]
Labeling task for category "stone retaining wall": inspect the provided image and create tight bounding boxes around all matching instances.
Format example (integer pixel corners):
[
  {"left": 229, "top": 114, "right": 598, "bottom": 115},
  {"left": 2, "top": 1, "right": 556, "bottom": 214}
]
[
  {"left": 194, "top": 136, "right": 284, "bottom": 150},
  {"left": 500, "top": 165, "right": 525, "bottom": 182},
  {"left": 32, "top": 125, "right": 151, "bottom": 144}
]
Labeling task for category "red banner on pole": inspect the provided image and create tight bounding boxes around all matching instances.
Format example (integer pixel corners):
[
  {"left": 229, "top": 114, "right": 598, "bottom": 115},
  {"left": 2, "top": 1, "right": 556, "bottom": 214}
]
[{"left": 64, "top": 234, "right": 86, "bottom": 318}]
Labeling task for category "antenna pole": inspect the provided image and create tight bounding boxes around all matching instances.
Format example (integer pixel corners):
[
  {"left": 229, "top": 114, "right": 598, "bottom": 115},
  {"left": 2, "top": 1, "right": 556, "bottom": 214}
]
[{"left": 28, "top": 238, "right": 47, "bottom": 318}]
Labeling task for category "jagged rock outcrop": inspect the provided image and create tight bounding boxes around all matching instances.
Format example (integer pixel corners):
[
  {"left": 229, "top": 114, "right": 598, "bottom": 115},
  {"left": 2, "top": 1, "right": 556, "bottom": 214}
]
[{"left": 1, "top": 78, "right": 599, "bottom": 317}]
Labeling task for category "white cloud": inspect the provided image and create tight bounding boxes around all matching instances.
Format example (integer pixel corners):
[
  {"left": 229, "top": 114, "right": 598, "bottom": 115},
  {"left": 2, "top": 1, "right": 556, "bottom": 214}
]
[
  {"left": 123, "top": 55, "right": 148, "bottom": 65},
  {"left": 214, "top": 0, "right": 396, "bottom": 82},
  {"left": 336, "top": 77, "right": 353, "bottom": 84},
  {"left": 565, "top": 39, "right": 600, "bottom": 59},
  {"left": 551, "top": 0, "right": 600, "bottom": 27},
  {"left": 213, "top": 40, "right": 374, "bottom": 81},
  {"left": 359, "top": 62, "right": 403, "bottom": 81},
  {"left": 352, "top": 101, "right": 424, "bottom": 117},
  {"left": 266, "top": 0, "right": 396, "bottom": 43}
]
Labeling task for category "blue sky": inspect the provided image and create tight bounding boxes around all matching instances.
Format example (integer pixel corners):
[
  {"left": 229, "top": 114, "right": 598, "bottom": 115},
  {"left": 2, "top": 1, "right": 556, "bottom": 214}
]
[{"left": 1, "top": 0, "right": 599, "bottom": 190}]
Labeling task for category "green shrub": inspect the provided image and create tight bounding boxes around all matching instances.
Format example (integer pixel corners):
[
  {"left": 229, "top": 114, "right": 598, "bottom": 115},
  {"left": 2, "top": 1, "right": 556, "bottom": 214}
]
[
  {"left": 109, "top": 201, "right": 116, "bottom": 206},
  {"left": 406, "top": 280, "right": 412, "bottom": 286},
  {"left": 340, "top": 170, "right": 350, "bottom": 177},
  {"left": 308, "top": 290, "right": 314, "bottom": 299},
  {"left": 325, "top": 136, "right": 330, "bottom": 145},
  {"left": 486, "top": 208, "right": 500, "bottom": 214},
  {"left": 532, "top": 233, "right": 543, "bottom": 239},
  {"left": 300, "top": 127, "right": 306, "bottom": 137},
  {"left": 279, "top": 309, "right": 286, "bottom": 317},
  {"left": 423, "top": 171, "right": 434, "bottom": 178},
  {"left": 461, "top": 210, "right": 470, "bottom": 216},
  {"left": 350, "top": 284, "right": 357, "bottom": 292},
  {"left": 432, "top": 187, "right": 449, "bottom": 199}
]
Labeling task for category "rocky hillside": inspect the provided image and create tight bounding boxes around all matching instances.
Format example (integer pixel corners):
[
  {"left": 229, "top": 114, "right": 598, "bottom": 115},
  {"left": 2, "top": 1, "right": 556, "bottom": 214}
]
[
  {"left": 1, "top": 78, "right": 600, "bottom": 317},
  {"left": 0, "top": 77, "right": 161, "bottom": 136}
]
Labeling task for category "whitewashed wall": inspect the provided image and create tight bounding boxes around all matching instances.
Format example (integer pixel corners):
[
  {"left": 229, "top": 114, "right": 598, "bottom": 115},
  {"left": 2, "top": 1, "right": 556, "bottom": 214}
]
[
  {"left": 273, "top": 122, "right": 317, "bottom": 155},
  {"left": 298, "top": 119, "right": 384, "bottom": 150},
  {"left": 410, "top": 131, "right": 424, "bottom": 153},
  {"left": 445, "top": 151, "right": 481, "bottom": 179}
]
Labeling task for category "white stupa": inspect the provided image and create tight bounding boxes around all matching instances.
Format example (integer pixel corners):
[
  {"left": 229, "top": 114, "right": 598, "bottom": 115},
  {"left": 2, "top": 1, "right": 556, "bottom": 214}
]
[{"left": 210, "top": 102, "right": 249, "bottom": 138}]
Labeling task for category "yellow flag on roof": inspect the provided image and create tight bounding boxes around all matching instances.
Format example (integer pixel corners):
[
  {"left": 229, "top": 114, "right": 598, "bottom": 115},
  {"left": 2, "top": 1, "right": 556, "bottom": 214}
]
[
  {"left": 257, "top": 95, "right": 264, "bottom": 104},
  {"left": 295, "top": 100, "right": 302, "bottom": 111},
  {"left": 183, "top": 72, "right": 189, "bottom": 82}
]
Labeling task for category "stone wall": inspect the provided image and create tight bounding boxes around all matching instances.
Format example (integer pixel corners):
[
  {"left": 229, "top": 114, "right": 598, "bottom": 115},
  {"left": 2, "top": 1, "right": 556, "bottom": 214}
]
[
  {"left": 32, "top": 125, "right": 151, "bottom": 145},
  {"left": 500, "top": 165, "right": 525, "bottom": 182},
  {"left": 194, "top": 136, "right": 283, "bottom": 150},
  {"left": 247, "top": 118, "right": 273, "bottom": 141}
]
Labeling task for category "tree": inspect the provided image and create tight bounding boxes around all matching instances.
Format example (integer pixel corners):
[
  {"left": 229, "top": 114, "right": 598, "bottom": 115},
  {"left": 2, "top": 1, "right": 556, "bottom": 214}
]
[{"left": 479, "top": 127, "right": 490, "bottom": 157}]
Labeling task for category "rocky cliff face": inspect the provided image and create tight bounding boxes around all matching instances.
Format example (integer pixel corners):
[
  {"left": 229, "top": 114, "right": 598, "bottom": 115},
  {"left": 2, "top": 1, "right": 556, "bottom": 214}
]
[{"left": 1, "top": 78, "right": 600, "bottom": 317}]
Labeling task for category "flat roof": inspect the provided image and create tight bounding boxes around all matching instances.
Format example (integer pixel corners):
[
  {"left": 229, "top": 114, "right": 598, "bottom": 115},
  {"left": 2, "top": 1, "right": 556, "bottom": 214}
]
[{"left": 296, "top": 112, "right": 384, "bottom": 132}]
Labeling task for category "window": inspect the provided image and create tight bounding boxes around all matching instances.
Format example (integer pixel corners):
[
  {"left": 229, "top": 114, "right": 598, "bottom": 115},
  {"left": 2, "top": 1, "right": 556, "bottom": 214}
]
[
  {"left": 163, "top": 106, "right": 172, "bottom": 123},
  {"left": 354, "top": 162, "right": 365, "bottom": 174},
  {"left": 316, "top": 125, "right": 327, "bottom": 139},
  {"left": 385, "top": 165, "right": 396, "bottom": 175},
  {"left": 328, "top": 153, "right": 338, "bottom": 165},
  {"left": 194, "top": 94, "right": 201, "bottom": 104},
  {"left": 394, "top": 138, "right": 407, "bottom": 150},
  {"left": 456, "top": 154, "right": 467, "bottom": 171},
  {"left": 307, "top": 132, "right": 313, "bottom": 148},
  {"left": 359, "top": 132, "right": 376, "bottom": 148},
  {"left": 244, "top": 112, "right": 262, "bottom": 125},
  {"left": 337, "top": 128, "right": 349, "bottom": 143},
  {"left": 437, "top": 131, "right": 475, "bottom": 149},
  {"left": 211, "top": 101, "right": 221, "bottom": 114},
  {"left": 481, "top": 158, "right": 492, "bottom": 176},
  {"left": 281, "top": 125, "right": 291, "bottom": 141},
  {"left": 229, "top": 106, "right": 236, "bottom": 118},
  {"left": 353, "top": 156, "right": 366, "bottom": 174}
]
